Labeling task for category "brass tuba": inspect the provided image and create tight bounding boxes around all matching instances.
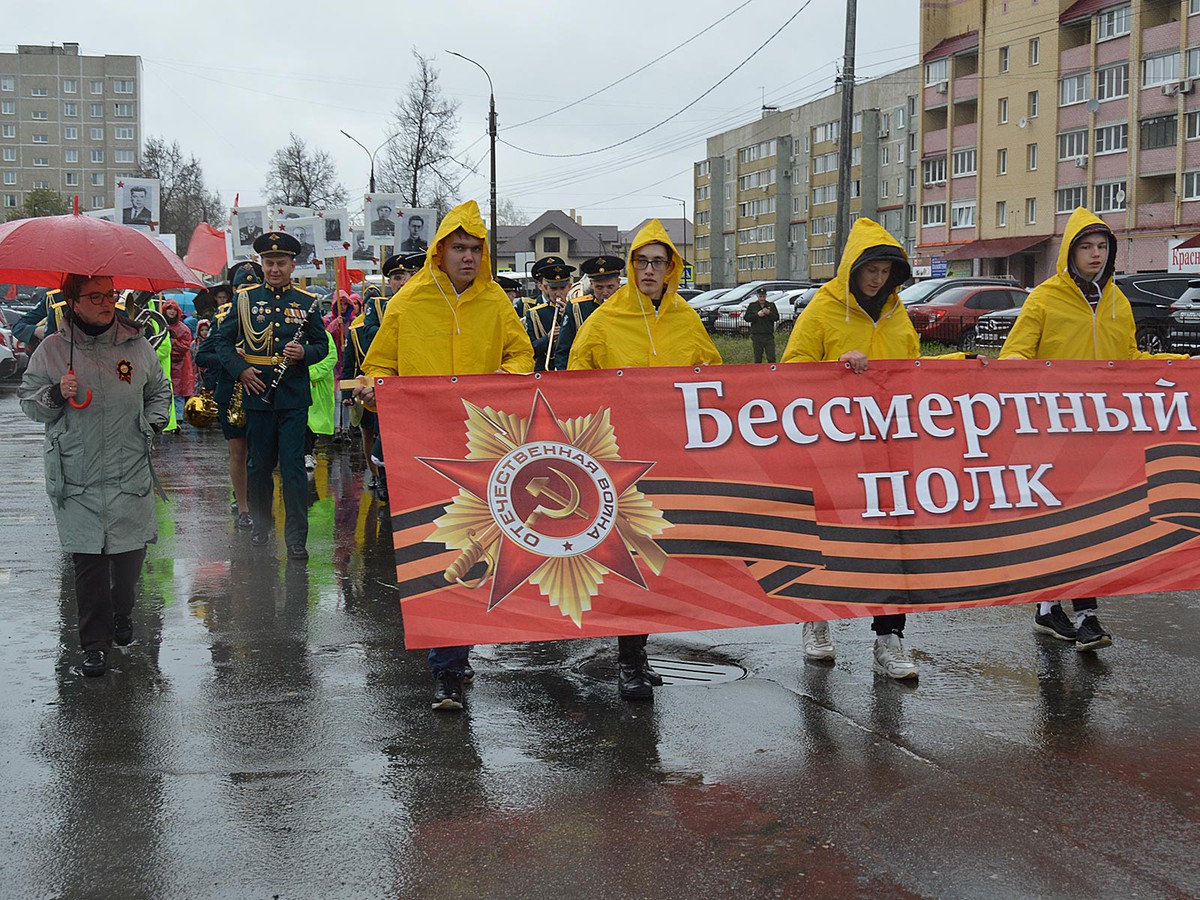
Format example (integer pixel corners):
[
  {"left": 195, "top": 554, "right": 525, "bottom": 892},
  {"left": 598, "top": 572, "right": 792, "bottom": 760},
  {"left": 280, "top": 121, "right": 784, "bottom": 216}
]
[
  {"left": 184, "top": 387, "right": 219, "bottom": 428},
  {"left": 226, "top": 382, "right": 247, "bottom": 427},
  {"left": 120, "top": 290, "right": 169, "bottom": 349}
]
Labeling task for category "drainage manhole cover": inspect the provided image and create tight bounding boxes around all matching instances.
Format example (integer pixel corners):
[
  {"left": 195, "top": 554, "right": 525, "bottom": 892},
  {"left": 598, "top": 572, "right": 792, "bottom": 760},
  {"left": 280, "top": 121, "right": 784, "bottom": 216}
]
[{"left": 576, "top": 656, "right": 747, "bottom": 686}]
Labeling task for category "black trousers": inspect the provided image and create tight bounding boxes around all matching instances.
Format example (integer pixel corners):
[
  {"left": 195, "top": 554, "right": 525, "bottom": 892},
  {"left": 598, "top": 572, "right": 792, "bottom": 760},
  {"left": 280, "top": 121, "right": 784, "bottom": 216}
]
[
  {"left": 246, "top": 407, "right": 309, "bottom": 546},
  {"left": 751, "top": 334, "right": 776, "bottom": 363},
  {"left": 618, "top": 633, "right": 648, "bottom": 661},
  {"left": 871, "top": 614, "right": 906, "bottom": 636},
  {"left": 72, "top": 547, "right": 146, "bottom": 650}
]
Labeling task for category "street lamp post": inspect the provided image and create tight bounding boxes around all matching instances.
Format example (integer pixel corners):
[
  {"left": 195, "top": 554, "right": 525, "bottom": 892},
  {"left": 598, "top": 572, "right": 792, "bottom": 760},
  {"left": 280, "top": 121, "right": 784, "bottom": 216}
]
[
  {"left": 448, "top": 51, "right": 498, "bottom": 277},
  {"left": 663, "top": 195, "right": 688, "bottom": 287},
  {"left": 340, "top": 129, "right": 403, "bottom": 195}
]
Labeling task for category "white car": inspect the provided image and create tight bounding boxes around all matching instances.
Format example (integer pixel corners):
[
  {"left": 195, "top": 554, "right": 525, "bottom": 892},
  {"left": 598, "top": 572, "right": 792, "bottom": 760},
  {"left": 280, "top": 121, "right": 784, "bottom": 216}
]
[{"left": 0, "top": 326, "right": 21, "bottom": 380}]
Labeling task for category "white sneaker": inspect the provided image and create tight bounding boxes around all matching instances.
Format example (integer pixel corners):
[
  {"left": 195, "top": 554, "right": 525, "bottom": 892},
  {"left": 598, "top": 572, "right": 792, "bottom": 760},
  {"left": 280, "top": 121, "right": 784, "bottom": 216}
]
[
  {"left": 802, "top": 621, "right": 836, "bottom": 660},
  {"left": 873, "top": 634, "right": 918, "bottom": 680},
  {"left": 304, "top": 454, "right": 316, "bottom": 471}
]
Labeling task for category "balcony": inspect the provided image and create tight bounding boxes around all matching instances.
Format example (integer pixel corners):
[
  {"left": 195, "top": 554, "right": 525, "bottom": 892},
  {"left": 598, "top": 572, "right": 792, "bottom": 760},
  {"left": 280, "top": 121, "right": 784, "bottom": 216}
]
[
  {"left": 1059, "top": 44, "right": 1090, "bottom": 73},
  {"left": 1094, "top": 151, "right": 1129, "bottom": 180},
  {"left": 1141, "top": 20, "right": 1181, "bottom": 57},
  {"left": 1140, "top": 85, "right": 1181, "bottom": 117},
  {"left": 1058, "top": 102, "right": 1090, "bottom": 130},
  {"left": 954, "top": 73, "right": 979, "bottom": 103},
  {"left": 1139, "top": 145, "right": 1177, "bottom": 176},
  {"left": 1096, "top": 36, "right": 1131, "bottom": 67},
  {"left": 924, "top": 127, "right": 948, "bottom": 155},
  {"left": 952, "top": 123, "right": 979, "bottom": 147},
  {"left": 1136, "top": 201, "right": 1173, "bottom": 229},
  {"left": 924, "top": 83, "right": 949, "bottom": 109}
]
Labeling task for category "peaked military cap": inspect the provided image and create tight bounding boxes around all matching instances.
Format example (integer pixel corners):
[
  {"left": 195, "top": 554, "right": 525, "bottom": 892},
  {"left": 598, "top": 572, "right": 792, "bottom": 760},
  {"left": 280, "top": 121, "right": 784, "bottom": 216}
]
[
  {"left": 252, "top": 231, "right": 301, "bottom": 257},
  {"left": 580, "top": 255, "right": 624, "bottom": 278},
  {"left": 229, "top": 260, "right": 264, "bottom": 287},
  {"left": 495, "top": 275, "right": 519, "bottom": 291},
  {"left": 383, "top": 252, "right": 425, "bottom": 277},
  {"left": 530, "top": 255, "right": 575, "bottom": 281}
]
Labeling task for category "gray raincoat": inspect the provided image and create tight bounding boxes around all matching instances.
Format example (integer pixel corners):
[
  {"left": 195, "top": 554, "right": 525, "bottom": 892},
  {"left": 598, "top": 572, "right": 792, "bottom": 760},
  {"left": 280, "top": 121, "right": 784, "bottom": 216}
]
[{"left": 19, "top": 315, "right": 171, "bottom": 554}]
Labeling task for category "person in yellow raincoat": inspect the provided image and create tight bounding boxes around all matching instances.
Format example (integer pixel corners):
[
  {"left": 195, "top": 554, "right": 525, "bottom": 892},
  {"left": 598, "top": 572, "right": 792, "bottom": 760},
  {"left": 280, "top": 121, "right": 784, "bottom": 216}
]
[
  {"left": 569, "top": 219, "right": 721, "bottom": 701},
  {"left": 356, "top": 199, "right": 534, "bottom": 712},
  {"left": 781, "top": 216, "right": 922, "bottom": 680},
  {"left": 1001, "top": 207, "right": 1188, "bottom": 651}
]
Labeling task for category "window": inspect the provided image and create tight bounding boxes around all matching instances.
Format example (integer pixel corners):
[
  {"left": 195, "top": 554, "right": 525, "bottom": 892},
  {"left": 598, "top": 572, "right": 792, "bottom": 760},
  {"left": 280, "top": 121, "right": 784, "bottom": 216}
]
[
  {"left": 1094, "top": 181, "right": 1127, "bottom": 212},
  {"left": 999, "top": 97, "right": 1009, "bottom": 123},
  {"left": 64, "top": 149, "right": 78, "bottom": 163},
  {"left": 1191, "top": 48, "right": 1200, "bottom": 78},
  {"left": 909, "top": 132, "right": 917, "bottom": 154},
  {"left": 32, "top": 134, "right": 47, "bottom": 144},
  {"left": 1, "top": 125, "right": 14, "bottom": 137},
  {"left": 1097, "top": 5, "right": 1131, "bottom": 41},
  {"left": 89, "top": 127, "right": 102, "bottom": 140},
  {"left": 813, "top": 121, "right": 839, "bottom": 144},
  {"left": 32, "top": 157, "right": 48, "bottom": 167},
  {"left": 923, "top": 156, "right": 947, "bottom": 184},
  {"left": 113, "top": 103, "right": 132, "bottom": 117},
  {"left": 1095, "top": 123, "right": 1128, "bottom": 154},
  {"left": 1, "top": 148, "right": 13, "bottom": 161},
  {"left": 91, "top": 149, "right": 104, "bottom": 163},
  {"left": 3, "top": 194, "right": 15, "bottom": 208},
  {"left": 30, "top": 87, "right": 48, "bottom": 97},
  {"left": 737, "top": 168, "right": 776, "bottom": 190},
  {"left": 896, "top": 106, "right": 906, "bottom": 130},
  {"left": 0, "top": 77, "right": 12, "bottom": 92},
  {"left": 1142, "top": 53, "right": 1180, "bottom": 88},
  {"left": 64, "top": 126, "right": 77, "bottom": 140},
  {"left": 0, "top": 101, "right": 13, "bottom": 116},
  {"left": 882, "top": 146, "right": 890, "bottom": 166},
  {"left": 1027, "top": 143, "right": 1039, "bottom": 171},
  {"left": 897, "top": 176, "right": 905, "bottom": 197},
  {"left": 114, "top": 126, "right": 133, "bottom": 140},
  {"left": 63, "top": 79, "right": 77, "bottom": 93},
  {"left": 812, "top": 183, "right": 837, "bottom": 205},
  {"left": 32, "top": 180, "right": 49, "bottom": 189},
  {"left": 1057, "top": 186, "right": 1087, "bottom": 213},
  {"left": 994, "top": 200, "right": 1007, "bottom": 227},
  {"left": 113, "top": 79, "right": 134, "bottom": 94},
  {"left": 952, "top": 147, "right": 977, "bottom": 176},
  {"left": 809, "top": 247, "right": 836, "bottom": 267},
  {"left": 695, "top": 209, "right": 710, "bottom": 226},
  {"left": 1096, "top": 64, "right": 1129, "bottom": 101},
  {"left": 91, "top": 172, "right": 104, "bottom": 186},
  {"left": 31, "top": 110, "right": 49, "bottom": 121},
  {"left": 1026, "top": 197, "right": 1037, "bottom": 224},
  {"left": 1059, "top": 130, "right": 1088, "bottom": 160},
  {"left": 999, "top": 46, "right": 1010, "bottom": 73},
  {"left": 881, "top": 179, "right": 889, "bottom": 199},
  {"left": 1059, "top": 73, "right": 1089, "bottom": 106},
  {"left": 91, "top": 195, "right": 105, "bottom": 208},
  {"left": 695, "top": 184, "right": 710, "bottom": 200},
  {"left": 1184, "top": 171, "right": 1200, "bottom": 200},
  {"left": 1141, "top": 115, "right": 1177, "bottom": 150},
  {"left": 542, "top": 237, "right": 560, "bottom": 253},
  {"left": 897, "top": 142, "right": 905, "bottom": 163},
  {"left": 2, "top": 172, "right": 14, "bottom": 185},
  {"left": 89, "top": 103, "right": 103, "bottom": 117},
  {"left": 810, "top": 215, "right": 836, "bottom": 236},
  {"left": 951, "top": 200, "right": 976, "bottom": 228},
  {"left": 907, "top": 203, "right": 917, "bottom": 224},
  {"left": 853, "top": 112, "right": 863, "bottom": 133},
  {"left": 925, "top": 58, "right": 949, "bottom": 86},
  {"left": 1189, "top": 111, "right": 1200, "bottom": 139},
  {"left": 696, "top": 160, "right": 710, "bottom": 177},
  {"left": 64, "top": 171, "right": 78, "bottom": 186},
  {"left": 63, "top": 101, "right": 77, "bottom": 117},
  {"left": 738, "top": 196, "right": 776, "bottom": 216},
  {"left": 1192, "top": 0, "right": 1200, "bottom": 14},
  {"left": 1030, "top": 37, "right": 1041, "bottom": 66},
  {"left": 1028, "top": 91, "right": 1039, "bottom": 118},
  {"left": 921, "top": 202, "right": 947, "bottom": 227},
  {"left": 997, "top": 148, "right": 1008, "bottom": 175},
  {"left": 89, "top": 80, "right": 103, "bottom": 94},
  {"left": 851, "top": 146, "right": 861, "bottom": 166}
]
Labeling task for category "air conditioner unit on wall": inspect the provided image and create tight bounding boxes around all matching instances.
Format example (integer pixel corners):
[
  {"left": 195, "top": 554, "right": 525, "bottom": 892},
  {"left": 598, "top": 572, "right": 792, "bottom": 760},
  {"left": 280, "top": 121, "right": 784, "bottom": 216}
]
[
  {"left": 1181, "top": 79, "right": 1194, "bottom": 94},
  {"left": 1075, "top": 155, "right": 1088, "bottom": 168},
  {"left": 935, "top": 82, "right": 948, "bottom": 95},
  {"left": 1162, "top": 82, "right": 1179, "bottom": 96}
]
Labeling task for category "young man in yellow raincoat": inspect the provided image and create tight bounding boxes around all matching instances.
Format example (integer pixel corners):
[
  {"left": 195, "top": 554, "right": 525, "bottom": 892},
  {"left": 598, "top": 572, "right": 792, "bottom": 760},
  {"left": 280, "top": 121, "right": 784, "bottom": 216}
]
[
  {"left": 1001, "top": 207, "right": 1188, "bottom": 651},
  {"left": 356, "top": 200, "right": 534, "bottom": 711},
  {"left": 569, "top": 219, "right": 721, "bottom": 700},
  {"left": 781, "top": 217, "right": 922, "bottom": 680}
]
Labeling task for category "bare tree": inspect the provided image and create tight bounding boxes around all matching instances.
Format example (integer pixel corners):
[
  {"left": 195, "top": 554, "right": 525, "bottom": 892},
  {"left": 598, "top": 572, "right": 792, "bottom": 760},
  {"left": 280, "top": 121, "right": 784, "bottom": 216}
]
[
  {"left": 138, "top": 137, "right": 223, "bottom": 250},
  {"left": 4, "top": 187, "right": 69, "bottom": 221},
  {"left": 378, "top": 50, "right": 464, "bottom": 218},
  {"left": 265, "top": 132, "right": 348, "bottom": 210},
  {"left": 494, "top": 197, "right": 528, "bottom": 226}
]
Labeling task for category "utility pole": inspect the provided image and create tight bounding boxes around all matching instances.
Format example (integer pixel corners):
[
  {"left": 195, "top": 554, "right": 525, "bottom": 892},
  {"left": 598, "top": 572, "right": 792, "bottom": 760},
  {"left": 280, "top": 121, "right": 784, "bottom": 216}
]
[{"left": 834, "top": 0, "right": 858, "bottom": 261}]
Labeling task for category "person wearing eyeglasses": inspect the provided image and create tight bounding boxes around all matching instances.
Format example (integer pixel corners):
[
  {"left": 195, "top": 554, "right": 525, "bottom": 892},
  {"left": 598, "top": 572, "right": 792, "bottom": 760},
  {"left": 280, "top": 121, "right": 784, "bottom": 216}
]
[
  {"left": 18, "top": 273, "right": 172, "bottom": 677},
  {"left": 568, "top": 219, "right": 721, "bottom": 701}
]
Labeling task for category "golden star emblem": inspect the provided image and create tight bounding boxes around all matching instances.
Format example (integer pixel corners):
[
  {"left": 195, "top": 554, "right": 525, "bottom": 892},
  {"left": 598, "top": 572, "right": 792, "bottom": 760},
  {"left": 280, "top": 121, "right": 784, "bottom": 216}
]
[{"left": 418, "top": 390, "right": 670, "bottom": 626}]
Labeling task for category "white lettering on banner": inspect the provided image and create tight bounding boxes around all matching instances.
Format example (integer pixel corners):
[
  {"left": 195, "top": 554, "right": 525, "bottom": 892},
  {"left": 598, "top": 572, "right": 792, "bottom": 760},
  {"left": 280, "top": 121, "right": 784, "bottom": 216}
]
[
  {"left": 674, "top": 380, "right": 1196, "bottom": 456},
  {"left": 860, "top": 465, "right": 1061, "bottom": 518}
]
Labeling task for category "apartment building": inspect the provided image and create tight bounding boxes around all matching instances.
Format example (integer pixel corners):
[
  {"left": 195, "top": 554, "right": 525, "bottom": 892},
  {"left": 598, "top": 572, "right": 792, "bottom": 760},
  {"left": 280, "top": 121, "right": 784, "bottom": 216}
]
[
  {"left": 918, "top": 0, "right": 1200, "bottom": 284},
  {"left": 693, "top": 67, "right": 920, "bottom": 289},
  {"left": 0, "top": 43, "right": 142, "bottom": 213}
]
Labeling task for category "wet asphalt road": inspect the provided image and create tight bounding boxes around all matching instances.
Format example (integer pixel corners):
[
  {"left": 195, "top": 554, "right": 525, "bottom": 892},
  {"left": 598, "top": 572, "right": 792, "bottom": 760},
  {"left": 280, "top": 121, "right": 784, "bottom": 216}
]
[{"left": 0, "top": 381, "right": 1197, "bottom": 899}]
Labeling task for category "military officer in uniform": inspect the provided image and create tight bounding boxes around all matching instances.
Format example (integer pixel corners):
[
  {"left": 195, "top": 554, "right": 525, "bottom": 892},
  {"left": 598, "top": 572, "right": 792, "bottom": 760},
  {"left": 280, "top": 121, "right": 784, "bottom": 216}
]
[
  {"left": 196, "top": 261, "right": 262, "bottom": 529},
  {"left": 215, "top": 232, "right": 328, "bottom": 560},
  {"left": 552, "top": 255, "right": 623, "bottom": 370},
  {"left": 12, "top": 287, "right": 69, "bottom": 349},
  {"left": 523, "top": 256, "right": 575, "bottom": 371}
]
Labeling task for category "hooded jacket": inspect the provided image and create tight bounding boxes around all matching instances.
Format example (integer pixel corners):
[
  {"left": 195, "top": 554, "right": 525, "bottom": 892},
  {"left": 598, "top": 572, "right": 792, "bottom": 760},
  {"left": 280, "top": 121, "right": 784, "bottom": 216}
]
[
  {"left": 567, "top": 219, "right": 721, "bottom": 369},
  {"left": 1001, "top": 207, "right": 1187, "bottom": 361},
  {"left": 362, "top": 200, "right": 534, "bottom": 377},
  {"left": 782, "top": 218, "right": 917, "bottom": 363},
  {"left": 18, "top": 315, "right": 172, "bottom": 554},
  {"left": 161, "top": 298, "right": 196, "bottom": 397}
]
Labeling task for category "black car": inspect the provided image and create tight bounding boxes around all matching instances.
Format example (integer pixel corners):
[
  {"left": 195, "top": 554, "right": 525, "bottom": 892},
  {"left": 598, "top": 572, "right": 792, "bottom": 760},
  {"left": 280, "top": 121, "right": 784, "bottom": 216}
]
[{"left": 975, "top": 272, "right": 1192, "bottom": 354}]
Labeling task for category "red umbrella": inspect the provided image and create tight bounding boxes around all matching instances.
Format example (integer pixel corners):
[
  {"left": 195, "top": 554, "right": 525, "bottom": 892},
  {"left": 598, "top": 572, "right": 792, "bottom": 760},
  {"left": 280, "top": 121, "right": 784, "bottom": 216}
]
[{"left": 0, "top": 213, "right": 203, "bottom": 291}]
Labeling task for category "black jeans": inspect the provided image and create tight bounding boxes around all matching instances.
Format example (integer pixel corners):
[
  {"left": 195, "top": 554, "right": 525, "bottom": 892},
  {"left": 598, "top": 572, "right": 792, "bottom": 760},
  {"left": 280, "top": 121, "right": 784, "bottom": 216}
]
[
  {"left": 618, "top": 633, "right": 648, "bottom": 661},
  {"left": 72, "top": 547, "right": 146, "bottom": 650},
  {"left": 871, "top": 614, "right": 906, "bottom": 636}
]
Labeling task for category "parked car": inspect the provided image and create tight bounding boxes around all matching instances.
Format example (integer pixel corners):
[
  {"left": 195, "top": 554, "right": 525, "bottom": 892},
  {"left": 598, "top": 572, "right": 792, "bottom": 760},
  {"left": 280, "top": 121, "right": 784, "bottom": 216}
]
[
  {"left": 0, "top": 326, "right": 22, "bottom": 380},
  {"left": 907, "top": 285, "right": 1030, "bottom": 351},
  {"left": 700, "top": 291, "right": 796, "bottom": 335},
  {"left": 900, "top": 276, "right": 1021, "bottom": 307},
  {"left": 1166, "top": 280, "right": 1200, "bottom": 353},
  {"left": 977, "top": 272, "right": 1191, "bottom": 353},
  {"left": 787, "top": 286, "right": 821, "bottom": 315},
  {"left": 686, "top": 288, "right": 730, "bottom": 311},
  {"left": 677, "top": 288, "right": 703, "bottom": 301}
]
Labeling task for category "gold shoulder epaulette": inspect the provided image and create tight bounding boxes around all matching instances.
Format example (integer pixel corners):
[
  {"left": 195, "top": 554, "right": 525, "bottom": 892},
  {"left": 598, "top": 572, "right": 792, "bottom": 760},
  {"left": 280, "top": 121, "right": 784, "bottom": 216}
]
[
  {"left": 570, "top": 294, "right": 595, "bottom": 304},
  {"left": 235, "top": 283, "right": 257, "bottom": 293},
  {"left": 293, "top": 286, "right": 317, "bottom": 298}
]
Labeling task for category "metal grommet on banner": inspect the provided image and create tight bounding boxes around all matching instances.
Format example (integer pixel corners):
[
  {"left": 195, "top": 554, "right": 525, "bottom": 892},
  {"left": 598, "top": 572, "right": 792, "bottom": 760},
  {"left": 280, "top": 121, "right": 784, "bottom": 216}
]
[
  {"left": 769, "top": 364, "right": 777, "bottom": 371},
  {"left": 694, "top": 367, "right": 702, "bottom": 374},
  {"left": 914, "top": 360, "right": 921, "bottom": 367},
  {"left": 450, "top": 376, "right": 458, "bottom": 383},
  {"left": 1108, "top": 361, "right": 1115, "bottom": 368},
  {"left": 1045, "top": 361, "right": 1052, "bottom": 366},
  {"left": 616, "top": 369, "right": 624, "bottom": 377},
  {"left": 376, "top": 378, "right": 385, "bottom": 385},
  {"left": 535, "top": 372, "right": 542, "bottom": 379}
]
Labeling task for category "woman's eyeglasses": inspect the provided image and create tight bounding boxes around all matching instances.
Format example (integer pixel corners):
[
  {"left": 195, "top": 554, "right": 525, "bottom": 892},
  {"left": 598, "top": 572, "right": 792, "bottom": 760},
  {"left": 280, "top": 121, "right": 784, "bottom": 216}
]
[{"left": 78, "top": 291, "right": 119, "bottom": 304}]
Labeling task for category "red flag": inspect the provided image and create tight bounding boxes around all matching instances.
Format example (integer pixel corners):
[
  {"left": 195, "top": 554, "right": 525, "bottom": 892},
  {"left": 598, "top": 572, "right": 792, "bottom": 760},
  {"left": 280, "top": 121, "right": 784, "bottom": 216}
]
[
  {"left": 184, "top": 222, "right": 229, "bottom": 276},
  {"left": 4, "top": 283, "right": 16, "bottom": 300},
  {"left": 335, "top": 257, "right": 352, "bottom": 299},
  {"left": 348, "top": 268, "right": 365, "bottom": 284}
]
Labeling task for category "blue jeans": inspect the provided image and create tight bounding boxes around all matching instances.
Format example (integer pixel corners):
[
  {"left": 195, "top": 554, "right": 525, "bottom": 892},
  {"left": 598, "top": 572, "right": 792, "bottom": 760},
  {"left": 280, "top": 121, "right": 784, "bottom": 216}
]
[{"left": 429, "top": 645, "right": 471, "bottom": 675}]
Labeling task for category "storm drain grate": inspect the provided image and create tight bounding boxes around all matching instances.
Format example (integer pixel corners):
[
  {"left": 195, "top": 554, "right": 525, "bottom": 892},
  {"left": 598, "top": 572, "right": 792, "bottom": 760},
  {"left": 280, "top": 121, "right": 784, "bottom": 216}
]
[{"left": 576, "top": 656, "right": 747, "bottom": 686}]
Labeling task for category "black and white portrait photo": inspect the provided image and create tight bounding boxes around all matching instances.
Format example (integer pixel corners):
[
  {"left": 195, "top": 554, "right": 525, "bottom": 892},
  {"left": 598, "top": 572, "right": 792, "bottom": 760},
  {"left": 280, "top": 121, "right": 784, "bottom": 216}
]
[
  {"left": 399, "top": 209, "right": 436, "bottom": 252},
  {"left": 117, "top": 178, "right": 159, "bottom": 233},
  {"left": 321, "top": 209, "right": 349, "bottom": 257},
  {"left": 236, "top": 207, "right": 266, "bottom": 250},
  {"left": 285, "top": 215, "right": 322, "bottom": 273},
  {"left": 350, "top": 228, "right": 375, "bottom": 263},
  {"left": 365, "top": 194, "right": 403, "bottom": 240}
]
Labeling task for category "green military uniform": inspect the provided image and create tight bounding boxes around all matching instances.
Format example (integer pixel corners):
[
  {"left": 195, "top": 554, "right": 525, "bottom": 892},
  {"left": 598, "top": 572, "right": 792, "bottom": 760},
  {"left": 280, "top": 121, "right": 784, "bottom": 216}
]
[
  {"left": 552, "top": 294, "right": 600, "bottom": 371},
  {"left": 215, "top": 235, "right": 328, "bottom": 552},
  {"left": 12, "top": 289, "right": 67, "bottom": 348},
  {"left": 524, "top": 255, "right": 576, "bottom": 372}
]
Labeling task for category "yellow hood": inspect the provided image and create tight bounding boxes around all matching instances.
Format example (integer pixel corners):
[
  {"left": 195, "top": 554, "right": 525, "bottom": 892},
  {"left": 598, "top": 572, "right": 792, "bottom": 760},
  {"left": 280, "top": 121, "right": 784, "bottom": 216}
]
[
  {"left": 626, "top": 218, "right": 683, "bottom": 299},
  {"left": 422, "top": 199, "right": 493, "bottom": 288},
  {"left": 1055, "top": 206, "right": 1116, "bottom": 288}
]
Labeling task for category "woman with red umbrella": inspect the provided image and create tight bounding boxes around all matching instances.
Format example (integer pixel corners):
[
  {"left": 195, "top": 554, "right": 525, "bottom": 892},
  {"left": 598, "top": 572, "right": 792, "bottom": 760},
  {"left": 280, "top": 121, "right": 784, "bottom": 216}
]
[{"left": 18, "top": 274, "right": 172, "bottom": 676}]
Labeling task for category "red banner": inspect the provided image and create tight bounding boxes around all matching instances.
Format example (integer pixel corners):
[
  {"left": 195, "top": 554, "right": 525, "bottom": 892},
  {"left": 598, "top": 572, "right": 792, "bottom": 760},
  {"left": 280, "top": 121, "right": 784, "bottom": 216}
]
[{"left": 376, "top": 359, "right": 1200, "bottom": 649}]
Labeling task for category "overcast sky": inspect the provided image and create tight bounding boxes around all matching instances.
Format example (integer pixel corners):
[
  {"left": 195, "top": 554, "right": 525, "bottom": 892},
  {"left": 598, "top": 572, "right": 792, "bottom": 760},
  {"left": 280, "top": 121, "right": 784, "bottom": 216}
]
[{"left": 10, "top": 0, "right": 919, "bottom": 231}]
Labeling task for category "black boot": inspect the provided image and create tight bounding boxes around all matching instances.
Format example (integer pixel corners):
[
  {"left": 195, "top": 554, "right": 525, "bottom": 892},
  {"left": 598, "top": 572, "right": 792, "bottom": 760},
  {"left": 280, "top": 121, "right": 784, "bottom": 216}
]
[
  {"left": 618, "top": 659, "right": 653, "bottom": 701},
  {"left": 640, "top": 649, "right": 663, "bottom": 686}
]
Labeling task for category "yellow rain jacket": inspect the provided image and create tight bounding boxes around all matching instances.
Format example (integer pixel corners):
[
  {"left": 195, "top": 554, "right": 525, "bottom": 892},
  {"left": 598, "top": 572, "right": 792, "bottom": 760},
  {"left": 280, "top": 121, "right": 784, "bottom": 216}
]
[
  {"left": 1001, "top": 207, "right": 1186, "bottom": 361},
  {"left": 783, "top": 217, "right": 918, "bottom": 362},
  {"left": 362, "top": 200, "right": 534, "bottom": 377},
  {"left": 567, "top": 219, "right": 721, "bottom": 369}
]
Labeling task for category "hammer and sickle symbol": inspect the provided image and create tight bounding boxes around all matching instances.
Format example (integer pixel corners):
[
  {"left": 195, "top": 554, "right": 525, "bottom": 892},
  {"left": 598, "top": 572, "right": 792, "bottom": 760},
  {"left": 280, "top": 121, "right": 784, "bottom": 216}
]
[{"left": 524, "top": 467, "right": 590, "bottom": 528}]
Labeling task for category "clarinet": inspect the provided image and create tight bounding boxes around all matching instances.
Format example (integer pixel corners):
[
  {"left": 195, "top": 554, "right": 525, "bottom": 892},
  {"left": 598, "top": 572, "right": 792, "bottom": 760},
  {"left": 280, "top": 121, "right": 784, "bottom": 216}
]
[{"left": 264, "top": 292, "right": 324, "bottom": 405}]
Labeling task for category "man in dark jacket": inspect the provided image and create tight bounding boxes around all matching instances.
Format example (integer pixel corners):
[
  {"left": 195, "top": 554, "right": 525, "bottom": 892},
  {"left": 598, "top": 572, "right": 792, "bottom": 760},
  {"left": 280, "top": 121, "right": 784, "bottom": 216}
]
[{"left": 744, "top": 287, "right": 780, "bottom": 362}]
